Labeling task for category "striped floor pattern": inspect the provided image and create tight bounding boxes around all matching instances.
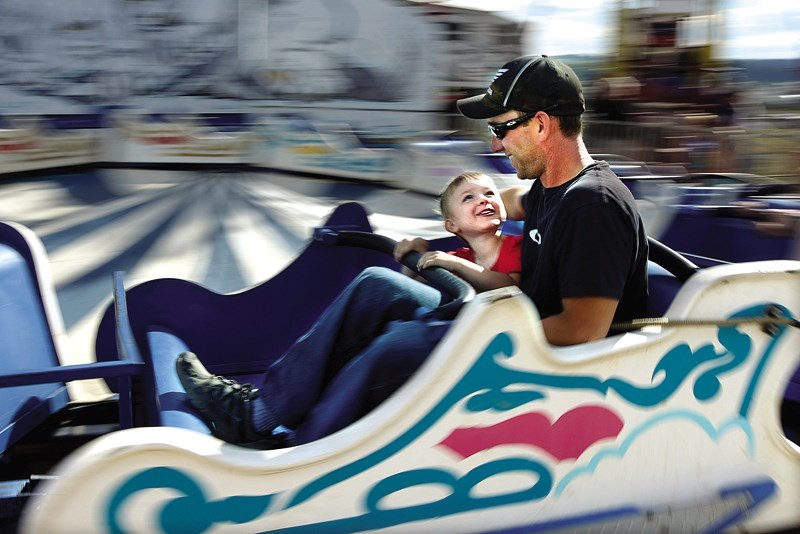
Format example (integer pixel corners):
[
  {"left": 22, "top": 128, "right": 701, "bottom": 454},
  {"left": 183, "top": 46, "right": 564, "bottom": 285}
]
[{"left": 0, "top": 167, "right": 447, "bottom": 399}]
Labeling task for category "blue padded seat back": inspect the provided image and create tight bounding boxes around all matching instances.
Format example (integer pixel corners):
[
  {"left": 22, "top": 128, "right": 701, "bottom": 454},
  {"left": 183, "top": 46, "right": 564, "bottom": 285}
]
[
  {"left": 145, "top": 329, "right": 212, "bottom": 434},
  {"left": 0, "top": 243, "right": 69, "bottom": 453}
]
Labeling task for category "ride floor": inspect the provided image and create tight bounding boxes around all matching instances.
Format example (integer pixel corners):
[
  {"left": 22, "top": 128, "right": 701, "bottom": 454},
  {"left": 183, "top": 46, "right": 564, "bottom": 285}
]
[{"left": 0, "top": 166, "right": 446, "bottom": 400}]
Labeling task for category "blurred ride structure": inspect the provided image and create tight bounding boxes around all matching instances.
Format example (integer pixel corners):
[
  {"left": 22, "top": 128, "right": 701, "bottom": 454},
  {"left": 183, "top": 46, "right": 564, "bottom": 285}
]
[{"left": 577, "top": 0, "right": 799, "bottom": 180}]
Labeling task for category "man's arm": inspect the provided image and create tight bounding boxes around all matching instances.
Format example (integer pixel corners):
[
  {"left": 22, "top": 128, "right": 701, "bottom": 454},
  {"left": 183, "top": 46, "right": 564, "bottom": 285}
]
[
  {"left": 500, "top": 186, "right": 528, "bottom": 220},
  {"left": 541, "top": 296, "right": 619, "bottom": 346}
]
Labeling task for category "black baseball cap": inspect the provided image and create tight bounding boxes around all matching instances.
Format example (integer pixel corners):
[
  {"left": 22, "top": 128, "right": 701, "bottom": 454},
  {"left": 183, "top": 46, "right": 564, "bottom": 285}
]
[{"left": 457, "top": 55, "right": 585, "bottom": 119}]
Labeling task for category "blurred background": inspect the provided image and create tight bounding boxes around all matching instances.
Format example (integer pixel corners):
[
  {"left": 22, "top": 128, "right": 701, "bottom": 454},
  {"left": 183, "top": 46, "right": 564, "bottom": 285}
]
[
  {"left": 0, "top": 0, "right": 798, "bottom": 387},
  {"left": 0, "top": 0, "right": 797, "bottom": 169},
  {"left": 0, "top": 0, "right": 796, "bottom": 174}
]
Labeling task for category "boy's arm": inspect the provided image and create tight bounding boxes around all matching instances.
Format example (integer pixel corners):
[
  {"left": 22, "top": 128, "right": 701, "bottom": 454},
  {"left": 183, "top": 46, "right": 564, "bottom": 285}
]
[
  {"left": 417, "top": 251, "right": 520, "bottom": 292},
  {"left": 500, "top": 186, "right": 528, "bottom": 220}
]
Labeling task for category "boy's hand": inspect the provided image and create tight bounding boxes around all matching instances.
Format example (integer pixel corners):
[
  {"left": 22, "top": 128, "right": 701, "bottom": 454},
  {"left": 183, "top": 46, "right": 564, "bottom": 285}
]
[{"left": 417, "top": 251, "right": 459, "bottom": 271}]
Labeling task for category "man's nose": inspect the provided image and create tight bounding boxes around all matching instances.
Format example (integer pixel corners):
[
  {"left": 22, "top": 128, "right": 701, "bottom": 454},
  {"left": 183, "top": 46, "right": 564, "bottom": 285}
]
[{"left": 490, "top": 135, "right": 503, "bottom": 152}]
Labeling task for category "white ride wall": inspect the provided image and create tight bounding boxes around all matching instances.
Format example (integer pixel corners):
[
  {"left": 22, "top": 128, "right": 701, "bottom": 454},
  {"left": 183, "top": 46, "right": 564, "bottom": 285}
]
[{"left": 22, "top": 260, "right": 800, "bottom": 533}]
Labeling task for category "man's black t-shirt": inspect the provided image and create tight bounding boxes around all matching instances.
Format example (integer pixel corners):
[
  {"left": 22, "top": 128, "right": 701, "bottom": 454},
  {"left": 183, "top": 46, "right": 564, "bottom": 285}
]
[{"left": 520, "top": 161, "right": 648, "bottom": 324}]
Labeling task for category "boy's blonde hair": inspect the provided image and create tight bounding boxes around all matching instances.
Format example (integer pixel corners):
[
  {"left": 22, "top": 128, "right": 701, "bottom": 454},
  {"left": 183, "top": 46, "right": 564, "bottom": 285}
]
[{"left": 438, "top": 172, "right": 493, "bottom": 219}]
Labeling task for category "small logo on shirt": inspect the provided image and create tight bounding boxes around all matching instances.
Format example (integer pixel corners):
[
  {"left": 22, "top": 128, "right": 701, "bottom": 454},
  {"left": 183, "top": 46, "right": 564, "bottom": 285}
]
[{"left": 529, "top": 229, "right": 542, "bottom": 244}]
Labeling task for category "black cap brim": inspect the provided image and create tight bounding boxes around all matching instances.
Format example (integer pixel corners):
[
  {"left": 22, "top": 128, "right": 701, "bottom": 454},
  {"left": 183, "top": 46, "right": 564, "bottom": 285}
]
[{"left": 456, "top": 93, "right": 509, "bottom": 119}]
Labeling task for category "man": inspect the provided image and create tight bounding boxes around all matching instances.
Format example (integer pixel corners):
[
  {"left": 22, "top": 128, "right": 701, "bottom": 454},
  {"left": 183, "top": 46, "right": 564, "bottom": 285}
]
[
  {"left": 176, "top": 55, "right": 648, "bottom": 447},
  {"left": 455, "top": 54, "right": 648, "bottom": 345}
]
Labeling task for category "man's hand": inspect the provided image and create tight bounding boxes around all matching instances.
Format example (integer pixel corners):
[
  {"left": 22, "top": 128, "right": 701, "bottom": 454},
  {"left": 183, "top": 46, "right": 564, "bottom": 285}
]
[
  {"left": 394, "top": 237, "right": 429, "bottom": 262},
  {"left": 394, "top": 237, "right": 430, "bottom": 278}
]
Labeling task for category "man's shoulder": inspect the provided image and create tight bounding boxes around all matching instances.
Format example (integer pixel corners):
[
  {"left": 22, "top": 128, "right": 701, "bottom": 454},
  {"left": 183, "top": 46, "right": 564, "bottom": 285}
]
[
  {"left": 567, "top": 163, "right": 631, "bottom": 201},
  {"left": 573, "top": 161, "right": 620, "bottom": 185}
]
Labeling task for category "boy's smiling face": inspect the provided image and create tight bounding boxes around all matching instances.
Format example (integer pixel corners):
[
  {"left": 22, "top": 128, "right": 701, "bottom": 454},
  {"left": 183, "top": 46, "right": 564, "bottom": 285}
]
[{"left": 443, "top": 176, "right": 506, "bottom": 238}]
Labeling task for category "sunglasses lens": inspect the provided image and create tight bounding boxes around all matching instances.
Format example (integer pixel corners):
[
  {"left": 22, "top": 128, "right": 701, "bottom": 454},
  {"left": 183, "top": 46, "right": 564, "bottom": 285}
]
[
  {"left": 489, "top": 107, "right": 555, "bottom": 138},
  {"left": 489, "top": 115, "right": 527, "bottom": 139}
]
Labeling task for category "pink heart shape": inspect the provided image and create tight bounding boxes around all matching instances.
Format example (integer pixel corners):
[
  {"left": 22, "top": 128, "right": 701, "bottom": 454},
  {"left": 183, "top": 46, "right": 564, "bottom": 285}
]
[{"left": 438, "top": 405, "right": 623, "bottom": 462}]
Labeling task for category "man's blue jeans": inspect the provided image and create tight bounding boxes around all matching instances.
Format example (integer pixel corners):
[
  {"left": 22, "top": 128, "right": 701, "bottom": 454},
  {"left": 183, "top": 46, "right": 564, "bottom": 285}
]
[{"left": 257, "top": 266, "right": 450, "bottom": 442}]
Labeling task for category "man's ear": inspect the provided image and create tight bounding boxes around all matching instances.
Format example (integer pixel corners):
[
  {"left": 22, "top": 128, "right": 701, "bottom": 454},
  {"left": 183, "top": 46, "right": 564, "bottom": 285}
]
[
  {"left": 444, "top": 218, "right": 458, "bottom": 234},
  {"left": 539, "top": 109, "right": 558, "bottom": 136},
  {"left": 536, "top": 111, "right": 549, "bottom": 134}
]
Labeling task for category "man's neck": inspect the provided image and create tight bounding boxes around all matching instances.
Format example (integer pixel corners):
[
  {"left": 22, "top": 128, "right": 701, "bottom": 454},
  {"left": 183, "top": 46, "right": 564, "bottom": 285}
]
[{"left": 539, "top": 136, "right": 595, "bottom": 188}]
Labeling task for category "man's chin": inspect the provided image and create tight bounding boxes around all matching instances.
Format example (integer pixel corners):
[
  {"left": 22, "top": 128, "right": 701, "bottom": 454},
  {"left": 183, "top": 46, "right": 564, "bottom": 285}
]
[{"left": 508, "top": 162, "right": 532, "bottom": 181}]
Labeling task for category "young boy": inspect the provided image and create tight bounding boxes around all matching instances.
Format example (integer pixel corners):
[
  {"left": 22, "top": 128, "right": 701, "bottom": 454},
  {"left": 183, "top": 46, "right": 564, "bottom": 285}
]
[{"left": 394, "top": 171, "right": 521, "bottom": 292}]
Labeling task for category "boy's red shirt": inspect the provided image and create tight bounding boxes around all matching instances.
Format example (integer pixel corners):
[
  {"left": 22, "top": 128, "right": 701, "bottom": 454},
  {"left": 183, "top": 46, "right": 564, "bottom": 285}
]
[{"left": 448, "top": 234, "right": 522, "bottom": 275}]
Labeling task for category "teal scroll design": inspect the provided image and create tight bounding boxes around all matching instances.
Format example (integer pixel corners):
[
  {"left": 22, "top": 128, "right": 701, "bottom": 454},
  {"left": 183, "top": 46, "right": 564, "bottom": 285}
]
[
  {"left": 104, "top": 304, "right": 792, "bottom": 533},
  {"left": 287, "top": 304, "right": 791, "bottom": 509},
  {"left": 267, "top": 458, "right": 552, "bottom": 533},
  {"left": 106, "top": 466, "right": 274, "bottom": 534}
]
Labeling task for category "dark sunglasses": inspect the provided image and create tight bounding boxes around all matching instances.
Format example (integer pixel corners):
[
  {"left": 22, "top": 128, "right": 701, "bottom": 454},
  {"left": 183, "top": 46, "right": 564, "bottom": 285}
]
[{"left": 487, "top": 104, "right": 558, "bottom": 139}]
